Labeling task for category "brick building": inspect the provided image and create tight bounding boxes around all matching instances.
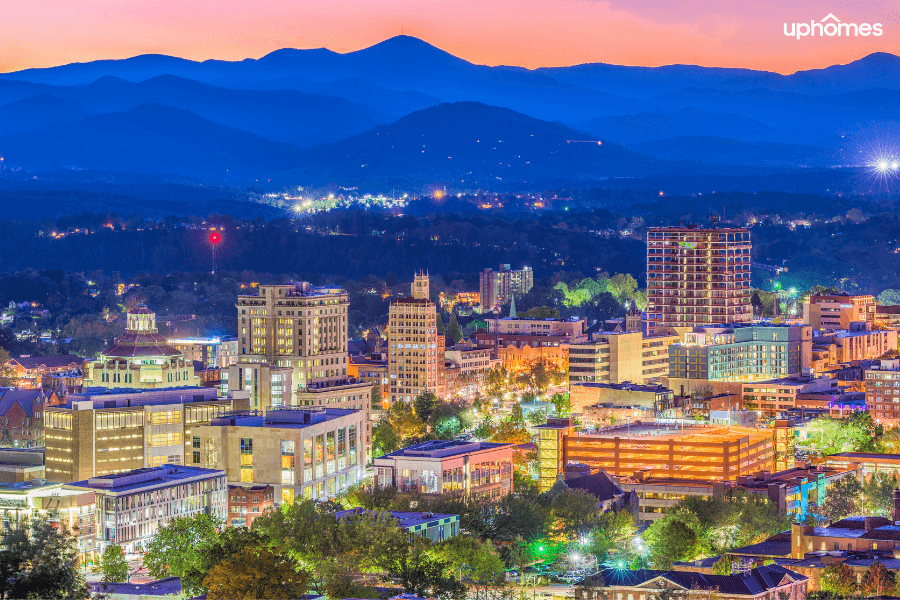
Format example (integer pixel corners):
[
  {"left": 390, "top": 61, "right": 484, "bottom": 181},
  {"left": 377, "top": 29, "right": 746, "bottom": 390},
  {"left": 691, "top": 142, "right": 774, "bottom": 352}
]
[{"left": 227, "top": 484, "right": 275, "bottom": 527}]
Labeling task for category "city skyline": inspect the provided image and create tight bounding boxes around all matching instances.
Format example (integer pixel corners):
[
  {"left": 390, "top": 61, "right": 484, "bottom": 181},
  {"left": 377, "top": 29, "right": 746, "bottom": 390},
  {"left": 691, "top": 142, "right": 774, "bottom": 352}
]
[{"left": 2, "top": 0, "right": 898, "bottom": 74}]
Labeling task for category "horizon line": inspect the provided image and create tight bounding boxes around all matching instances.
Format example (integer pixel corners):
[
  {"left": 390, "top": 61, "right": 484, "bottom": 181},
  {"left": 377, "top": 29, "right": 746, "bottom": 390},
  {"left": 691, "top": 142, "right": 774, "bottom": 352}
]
[{"left": 2, "top": 34, "right": 895, "bottom": 78}]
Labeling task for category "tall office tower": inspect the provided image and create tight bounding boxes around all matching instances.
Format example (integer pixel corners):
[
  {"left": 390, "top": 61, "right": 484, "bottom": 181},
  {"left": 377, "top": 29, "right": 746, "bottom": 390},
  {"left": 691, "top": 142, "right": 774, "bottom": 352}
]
[
  {"left": 479, "top": 265, "right": 534, "bottom": 310},
  {"left": 235, "top": 283, "right": 350, "bottom": 403},
  {"left": 646, "top": 227, "right": 752, "bottom": 335},
  {"left": 388, "top": 274, "right": 445, "bottom": 404}
]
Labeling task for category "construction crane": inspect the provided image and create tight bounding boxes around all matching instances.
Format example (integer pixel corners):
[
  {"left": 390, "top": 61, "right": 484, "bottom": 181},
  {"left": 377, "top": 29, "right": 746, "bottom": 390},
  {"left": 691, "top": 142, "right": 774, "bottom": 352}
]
[
  {"left": 567, "top": 140, "right": 602, "bottom": 145},
  {"left": 752, "top": 262, "right": 788, "bottom": 319}
]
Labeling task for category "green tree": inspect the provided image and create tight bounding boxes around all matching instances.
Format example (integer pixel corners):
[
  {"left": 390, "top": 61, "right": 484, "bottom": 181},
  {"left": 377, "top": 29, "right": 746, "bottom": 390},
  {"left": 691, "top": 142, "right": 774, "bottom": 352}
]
[
  {"left": 588, "top": 511, "right": 637, "bottom": 563},
  {"left": 861, "top": 472, "right": 896, "bottom": 517},
  {"left": 527, "top": 409, "right": 548, "bottom": 426},
  {"left": 820, "top": 561, "right": 858, "bottom": 597},
  {"left": 861, "top": 560, "right": 895, "bottom": 597},
  {"left": 878, "top": 289, "right": 900, "bottom": 306},
  {"left": 373, "top": 417, "right": 402, "bottom": 457},
  {"left": 607, "top": 274, "right": 638, "bottom": 302},
  {"left": 711, "top": 555, "right": 732, "bottom": 575},
  {"left": 182, "top": 527, "right": 267, "bottom": 595},
  {"left": 96, "top": 544, "right": 129, "bottom": 583},
  {"left": 510, "top": 402, "right": 526, "bottom": 428},
  {"left": 376, "top": 534, "right": 465, "bottom": 600},
  {"left": 821, "top": 475, "right": 862, "bottom": 521},
  {"left": 435, "top": 535, "right": 505, "bottom": 582},
  {"left": 413, "top": 391, "right": 440, "bottom": 423},
  {"left": 644, "top": 509, "right": 705, "bottom": 568},
  {"left": 473, "top": 414, "right": 495, "bottom": 440},
  {"left": 203, "top": 546, "right": 309, "bottom": 600},
  {"left": 551, "top": 487, "right": 600, "bottom": 537},
  {"left": 0, "top": 519, "right": 88, "bottom": 600},
  {"left": 550, "top": 392, "right": 572, "bottom": 417},
  {"left": 143, "top": 514, "right": 221, "bottom": 583},
  {"left": 447, "top": 312, "right": 463, "bottom": 344}
]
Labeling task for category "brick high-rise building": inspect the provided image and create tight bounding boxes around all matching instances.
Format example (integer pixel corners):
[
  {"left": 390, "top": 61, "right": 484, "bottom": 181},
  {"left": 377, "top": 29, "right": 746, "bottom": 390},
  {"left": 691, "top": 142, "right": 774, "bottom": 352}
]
[
  {"left": 479, "top": 265, "right": 534, "bottom": 310},
  {"left": 388, "top": 274, "right": 445, "bottom": 404},
  {"left": 646, "top": 227, "right": 752, "bottom": 334}
]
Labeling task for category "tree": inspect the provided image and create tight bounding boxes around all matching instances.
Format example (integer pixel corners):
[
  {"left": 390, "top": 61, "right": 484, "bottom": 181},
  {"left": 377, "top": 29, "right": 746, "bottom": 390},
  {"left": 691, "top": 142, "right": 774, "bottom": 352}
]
[
  {"left": 376, "top": 534, "right": 465, "bottom": 600},
  {"left": 0, "top": 519, "right": 88, "bottom": 600},
  {"left": 861, "top": 472, "right": 896, "bottom": 517},
  {"left": 510, "top": 402, "right": 526, "bottom": 428},
  {"left": 861, "top": 560, "right": 895, "bottom": 597},
  {"left": 644, "top": 509, "right": 705, "bottom": 567},
  {"left": 143, "top": 514, "right": 221, "bottom": 582},
  {"left": 711, "top": 555, "right": 732, "bottom": 575},
  {"left": 820, "top": 561, "right": 858, "bottom": 597},
  {"left": 587, "top": 511, "right": 638, "bottom": 563},
  {"left": 473, "top": 414, "right": 495, "bottom": 440},
  {"left": 820, "top": 475, "right": 862, "bottom": 521},
  {"left": 447, "top": 312, "right": 463, "bottom": 344},
  {"left": 95, "top": 544, "right": 129, "bottom": 583},
  {"left": 435, "top": 536, "right": 504, "bottom": 583},
  {"left": 607, "top": 274, "right": 638, "bottom": 302},
  {"left": 182, "top": 527, "right": 267, "bottom": 595},
  {"left": 551, "top": 487, "right": 600, "bottom": 537},
  {"left": 414, "top": 391, "right": 440, "bottom": 423},
  {"left": 878, "top": 289, "right": 900, "bottom": 306},
  {"left": 373, "top": 417, "right": 402, "bottom": 457},
  {"left": 527, "top": 409, "right": 548, "bottom": 426},
  {"left": 0, "top": 349, "right": 14, "bottom": 387},
  {"left": 550, "top": 392, "right": 572, "bottom": 417},
  {"left": 522, "top": 306, "right": 561, "bottom": 319},
  {"left": 203, "top": 546, "right": 309, "bottom": 600}
]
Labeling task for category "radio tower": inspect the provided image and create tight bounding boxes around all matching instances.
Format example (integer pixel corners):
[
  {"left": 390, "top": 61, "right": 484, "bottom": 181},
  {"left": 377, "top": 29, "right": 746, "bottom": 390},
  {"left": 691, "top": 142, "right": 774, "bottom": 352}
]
[{"left": 209, "top": 230, "right": 222, "bottom": 274}]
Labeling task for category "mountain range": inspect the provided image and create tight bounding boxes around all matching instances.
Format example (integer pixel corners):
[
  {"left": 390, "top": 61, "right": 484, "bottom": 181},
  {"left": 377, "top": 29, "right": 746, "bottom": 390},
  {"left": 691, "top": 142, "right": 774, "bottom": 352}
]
[{"left": 0, "top": 35, "right": 896, "bottom": 184}]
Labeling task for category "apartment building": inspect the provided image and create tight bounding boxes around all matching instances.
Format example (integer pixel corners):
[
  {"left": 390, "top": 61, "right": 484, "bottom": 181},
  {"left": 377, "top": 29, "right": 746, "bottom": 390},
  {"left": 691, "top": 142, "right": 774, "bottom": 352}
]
[
  {"left": 865, "top": 358, "right": 900, "bottom": 426},
  {"left": 374, "top": 440, "right": 514, "bottom": 500},
  {"left": 668, "top": 324, "right": 813, "bottom": 383},
  {"left": 646, "top": 227, "right": 752, "bottom": 335},
  {"left": 804, "top": 293, "right": 875, "bottom": 329},
  {"left": 193, "top": 407, "right": 366, "bottom": 504},
  {"left": 169, "top": 337, "right": 238, "bottom": 369},
  {"left": 67, "top": 464, "right": 227, "bottom": 555},
  {"left": 479, "top": 264, "right": 534, "bottom": 310},
  {"left": 348, "top": 355, "right": 389, "bottom": 408},
  {"left": 44, "top": 386, "right": 248, "bottom": 483},
  {"left": 8, "top": 355, "right": 83, "bottom": 390},
  {"left": 568, "top": 331, "right": 678, "bottom": 385},
  {"left": 84, "top": 307, "right": 198, "bottom": 390},
  {"left": 388, "top": 274, "right": 445, "bottom": 403},
  {"left": 444, "top": 343, "right": 499, "bottom": 397}
]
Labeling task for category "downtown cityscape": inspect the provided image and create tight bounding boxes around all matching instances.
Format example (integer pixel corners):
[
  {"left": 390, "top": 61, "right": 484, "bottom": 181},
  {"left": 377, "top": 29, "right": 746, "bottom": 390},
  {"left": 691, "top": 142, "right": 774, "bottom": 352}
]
[{"left": 2, "top": 1, "right": 900, "bottom": 599}]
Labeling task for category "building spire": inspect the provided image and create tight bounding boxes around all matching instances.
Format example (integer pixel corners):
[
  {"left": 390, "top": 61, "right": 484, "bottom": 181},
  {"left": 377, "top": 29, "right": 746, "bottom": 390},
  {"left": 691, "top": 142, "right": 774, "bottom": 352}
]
[{"left": 509, "top": 294, "right": 517, "bottom": 318}]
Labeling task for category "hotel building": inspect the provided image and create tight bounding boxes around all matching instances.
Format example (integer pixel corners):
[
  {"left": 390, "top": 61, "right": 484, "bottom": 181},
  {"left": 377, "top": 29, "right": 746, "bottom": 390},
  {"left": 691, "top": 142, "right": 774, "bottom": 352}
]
[{"left": 388, "top": 274, "right": 445, "bottom": 403}]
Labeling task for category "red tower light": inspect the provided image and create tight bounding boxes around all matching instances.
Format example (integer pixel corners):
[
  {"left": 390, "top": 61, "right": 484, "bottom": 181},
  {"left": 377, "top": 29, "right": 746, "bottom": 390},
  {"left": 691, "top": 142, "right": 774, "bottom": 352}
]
[{"left": 209, "top": 231, "right": 222, "bottom": 245}]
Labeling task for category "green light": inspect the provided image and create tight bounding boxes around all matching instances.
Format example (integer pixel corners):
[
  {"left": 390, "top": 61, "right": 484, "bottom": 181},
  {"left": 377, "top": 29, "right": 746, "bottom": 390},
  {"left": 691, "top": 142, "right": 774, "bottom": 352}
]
[{"left": 539, "top": 546, "right": 544, "bottom": 552}]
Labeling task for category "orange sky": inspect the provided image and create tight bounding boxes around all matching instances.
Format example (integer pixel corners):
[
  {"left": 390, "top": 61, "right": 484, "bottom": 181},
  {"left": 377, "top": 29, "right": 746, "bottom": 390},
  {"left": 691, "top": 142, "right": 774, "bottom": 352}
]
[{"left": 1, "top": 0, "right": 898, "bottom": 74}]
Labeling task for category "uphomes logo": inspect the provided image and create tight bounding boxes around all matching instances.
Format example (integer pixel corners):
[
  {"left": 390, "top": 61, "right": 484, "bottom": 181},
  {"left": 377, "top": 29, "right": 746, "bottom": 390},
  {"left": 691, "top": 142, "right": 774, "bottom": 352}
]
[{"left": 784, "top": 14, "right": 883, "bottom": 39}]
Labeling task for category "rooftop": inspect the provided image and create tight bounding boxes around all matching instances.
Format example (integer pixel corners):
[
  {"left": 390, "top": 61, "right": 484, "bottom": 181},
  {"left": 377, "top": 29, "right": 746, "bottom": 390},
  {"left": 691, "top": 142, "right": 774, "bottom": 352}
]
[
  {"left": 336, "top": 507, "right": 459, "bottom": 529},
  {"left": 574, "top": 423, "right": 765, "bottom": 442},
  {"left": 573, "top": 382, "right": 671, "bottom": 393},
  {"left": 69, "top": 464, "right": 225, "bottom": 493},
  {"left": 238, "top": 282, "right": 346, "bottom": 299},
  {"left": 88, "top": 577, "right": 182, "bottom": 597},
  {"left": 9, "top": 355, "right": 83, "bottom": 370},
  {"left": 168, "top": 337, "right": 236, "bottom": 344},
  {"left": 581, "top": 565, "right": 805, "bottom": 595},
  {"left": 209, "top": 407, "right": 360, "bottom": 429},
  {"left": 59, "top": 386, "right": 219, "bottom": 409},
  {"left": 377, "top": 439, "right": 514, "bottom": 460}
]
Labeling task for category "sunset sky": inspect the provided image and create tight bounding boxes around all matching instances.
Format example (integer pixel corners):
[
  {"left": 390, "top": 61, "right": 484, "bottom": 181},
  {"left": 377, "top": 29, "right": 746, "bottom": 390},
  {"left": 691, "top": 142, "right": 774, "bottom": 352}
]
[{"left": 1, "top": 0, "right": 898, "bottom": 74}]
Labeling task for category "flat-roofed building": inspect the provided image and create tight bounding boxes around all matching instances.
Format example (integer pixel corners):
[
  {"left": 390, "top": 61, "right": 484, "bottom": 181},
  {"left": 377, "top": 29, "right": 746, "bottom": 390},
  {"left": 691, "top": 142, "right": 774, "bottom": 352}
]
[
  {"left": 824, "top": 452, "right": 900, "bottom": 478},
  {"left": 571, "top": 382, "right": 675, "bottom": 416},
  {"left": 804, "top": 294, "right": 875, "bottom": 329},
  {"left": 169, "top": 337, "right": 238, "bottom": 369},
  {"left": 479, "top": 265, "right": 534, "bottom": 310},
  {"left": 67, "top": 464, "right": 227, "bottom": 555},
  {"left": 646, "top": 227, "right": 752, "bottom": 335},
  {"left": 193, "top": 406, "right": 366, "bottom": 505},
  {"left": 668, "top": 324, "right": 812, "bottom": 383},
  {"left": 813, "top": 324, "right": 897, "bottom": 364},
  {"left": 865, "top": 358, "right": 900, "bottom": 426},
  {"left": 336, "top": 507, "right": 460, "bottom": 543},
  {"left": 540, "top": 423, "right": 778, "bottom": 485},
  {"left": 741, "top": 376, "right": 839, "bottom": 415},
  {"left": 569, "top": 331, "right": 678, "bottom": 386},
  {"left": 44, "top": 386, "right": 249, "bottom": 483},
  {"left": 374, "top": 440, "right": 514, "bottom": 500},
  {"left": 227, "top": 484, "right": 275, "bottom": 527},
  {"left": 876, "top": 305, "right": 900, "bottom": 329},
  {"left": 444, "top": 344, "right": 500, "bottom": 397},
  {"left": 388, "top": 274, "right": 445, "bottom": 404}
]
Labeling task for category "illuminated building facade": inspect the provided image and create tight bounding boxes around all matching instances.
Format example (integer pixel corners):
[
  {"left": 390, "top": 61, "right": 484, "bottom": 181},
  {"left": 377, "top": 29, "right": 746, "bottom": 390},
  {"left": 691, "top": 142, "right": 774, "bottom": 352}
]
[
  {"left": 803, "top": 293, "right": 875, "bottom": 329},
  {"left": 169, "top": 337, "right": 238, "bottom": 369},
  {"left": 479, "top": 265, "right": 534, "bottom": 310},
  {"left": 44, "top": 387, "right": 247, "bottom": 483},
  {"left": 538, "top": 422, "right": 781, "bottom": 490},
  {"left": 668, "top": 324, "right": 812, "bottom": 382},
  {"left": 865, "top": 358, "right": 900, "bottom": 426},
  {"left": 84, "top": 307, "right": 198, "bottom": 389},
  {"left": 646, "top": 227, "right": 752, "bottom": 335},
  {"left": 193, "top": 407, "right": 366, "bottom": 504},
  {"left": 388, "top": 274, "right": 445, "bottom": 403},
  {"left": 569, "top": 331, "right": 678, "bottom": 385}
]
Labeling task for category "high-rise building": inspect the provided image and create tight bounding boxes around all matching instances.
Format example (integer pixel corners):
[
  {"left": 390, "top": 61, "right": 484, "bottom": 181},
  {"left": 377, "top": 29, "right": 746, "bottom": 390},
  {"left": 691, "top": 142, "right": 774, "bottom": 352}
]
[
  {"left": 646, "top": 227, "right": 752, "bottom": 335},
  {"left": 236, "top": 282, "right": 350, "bottom": 398},
  {"left": 865, "top": 358, "right": 900, "bottom": 427},
  {"left": 388, "top": 274, "right": 445, "bottom": 403},
  {"left": 479, "top": 265, "right": 534, "bottom": 310},
  {"left": 84, "top": 307, "right": 198, "bottom": 389},
  {"left": 568, "top": 330, "right": 678, "bottom": 386}
]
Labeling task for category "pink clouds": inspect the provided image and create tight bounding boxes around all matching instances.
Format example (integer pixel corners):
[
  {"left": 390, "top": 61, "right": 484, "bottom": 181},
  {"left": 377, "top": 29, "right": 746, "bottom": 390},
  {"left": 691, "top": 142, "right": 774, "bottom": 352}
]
[{"left": 1, "top": 0, "right": 898, "bottom": 74}]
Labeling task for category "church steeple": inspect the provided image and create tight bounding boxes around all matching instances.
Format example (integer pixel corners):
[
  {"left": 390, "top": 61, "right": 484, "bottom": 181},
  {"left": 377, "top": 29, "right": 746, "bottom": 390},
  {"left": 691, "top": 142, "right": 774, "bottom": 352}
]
[{"left": 509, "top": 294, "right": 517, "bottom": 318}]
